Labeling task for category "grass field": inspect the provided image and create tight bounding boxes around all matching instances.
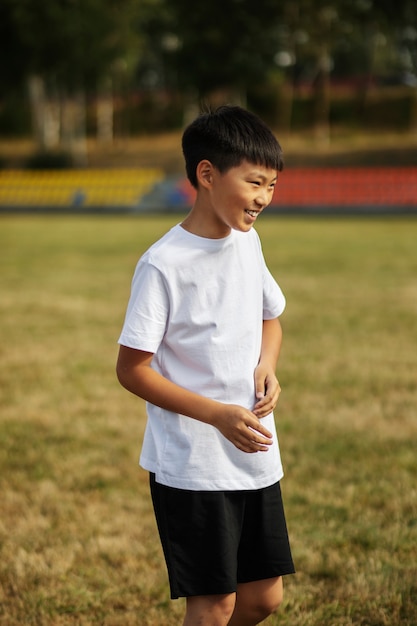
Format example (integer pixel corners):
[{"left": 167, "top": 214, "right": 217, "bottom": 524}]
[{"left": 1, "top": 214, "right": 416, "bottom": 625}]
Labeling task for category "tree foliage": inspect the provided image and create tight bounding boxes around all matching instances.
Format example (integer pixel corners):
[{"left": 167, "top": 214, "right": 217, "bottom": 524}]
[
  {"left": 170, "top": 0, "right": 284, "bottom": 95},
  {"left": 2, "top": 0, "right": 416, "bottom": 96},
  {"left": 1, "top": 0, "right": 416, "bottom": 139},
  {"left": 0, "top": 0, "right": 138, "bottom": 93}
]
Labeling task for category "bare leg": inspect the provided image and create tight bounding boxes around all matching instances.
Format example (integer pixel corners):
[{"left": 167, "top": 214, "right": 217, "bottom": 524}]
[
  {"left": 183, "top": 593, "right": 236, "bottom": 626},
  {"left": 227, "top": 577, "right": 283, "bottom": 626}
]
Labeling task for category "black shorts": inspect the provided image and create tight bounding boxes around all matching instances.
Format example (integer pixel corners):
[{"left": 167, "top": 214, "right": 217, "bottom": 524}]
[{"left": 149, "top": 474, "right": 295, "bottom": 599}]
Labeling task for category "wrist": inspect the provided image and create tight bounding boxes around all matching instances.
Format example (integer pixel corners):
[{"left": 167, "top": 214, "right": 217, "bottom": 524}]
[{"left": 204, "top": 399, "right": 224, "bottom": 428}]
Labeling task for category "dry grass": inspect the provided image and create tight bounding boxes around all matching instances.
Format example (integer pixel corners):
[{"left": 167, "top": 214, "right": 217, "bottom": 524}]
[{"left": 0, "top": 215, "right": 416, "bottom": 625}]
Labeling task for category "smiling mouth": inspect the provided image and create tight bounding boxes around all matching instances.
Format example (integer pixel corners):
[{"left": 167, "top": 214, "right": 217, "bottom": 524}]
[{"left": 245, "top": 209, "right": 260, "bottom": 217}]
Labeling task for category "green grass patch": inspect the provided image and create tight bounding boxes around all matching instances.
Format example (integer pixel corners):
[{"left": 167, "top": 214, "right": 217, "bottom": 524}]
[{"left": 0, "top": 214, "right": 416, "bottom": 625}]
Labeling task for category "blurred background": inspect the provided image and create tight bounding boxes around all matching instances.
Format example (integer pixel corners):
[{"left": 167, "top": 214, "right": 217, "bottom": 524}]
[{"left": 1, "top": 0, "right": 416, "bottom": 209}]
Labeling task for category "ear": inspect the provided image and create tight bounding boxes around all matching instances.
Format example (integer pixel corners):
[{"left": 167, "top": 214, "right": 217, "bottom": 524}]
[{"left": 196, "top": 160, "right": 214, "bottom": 189}]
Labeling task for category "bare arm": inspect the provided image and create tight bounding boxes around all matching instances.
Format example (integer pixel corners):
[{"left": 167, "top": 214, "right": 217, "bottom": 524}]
[
  {"left": 253, "top": 317, "right": 283, "bottom": 417},
  {"left": 116, "top": 345, "right": 274, "bottom": 453}
]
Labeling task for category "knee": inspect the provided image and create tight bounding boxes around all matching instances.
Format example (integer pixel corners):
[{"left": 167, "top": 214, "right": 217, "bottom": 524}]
[
  {"left": 215, "top": 593, "right": 236, "bottom": 622},
  {"left": 258, "top": 585, "right": 283, "bottom": 617},
  {"left": 266, "top": 577, "right": 284, "bottom": 615},
  {"left": 240, "top": 579, "right": 284, "bottom": 623},
  {"left": 185, "top": 593, "right": 236, "bottom": 625},
  {"left": 252, "top": 593, "right": 282, "bottom": 622}
]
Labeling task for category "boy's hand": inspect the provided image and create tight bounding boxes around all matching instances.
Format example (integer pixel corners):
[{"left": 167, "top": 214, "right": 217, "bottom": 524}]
[
  {"left": 213, "top": 405, "right": 273, "bottom": 453},
  {"left": 253, "top": 363, "right": 281, "bottom": 418}
]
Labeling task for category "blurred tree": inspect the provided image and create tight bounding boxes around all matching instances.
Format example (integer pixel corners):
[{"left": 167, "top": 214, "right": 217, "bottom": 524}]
[
  {"left": 272, "top": 0, "right": 417, "bottom": 136},
  {"left": 173, "top": 0, "right": 284, "bottom": 100},
  {"left": 133, "top": 0, "right": 285, "bottom": 115},
  {"left": 0, "top": 1, "right": 28, "bottom": 91},
  {"left": 134, "top": 0, "right": 416, "bottom": 134},
  {"left": 1, "top": 0, "right": 416, "bottom": 142},
  {"left": 370, "top": 0, "right": 417, "bottom": 132},
  {"left": 1, "top": 0, "right": 139, "bottom": 156},
  {"left": 273, "top": 0, "right": 381, "bottom": 141}
]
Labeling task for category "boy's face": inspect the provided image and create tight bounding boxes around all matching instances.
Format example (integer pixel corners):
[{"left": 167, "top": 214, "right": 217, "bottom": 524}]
[{"left": 203, "top": 160, "right": 278, "bottom": 237}]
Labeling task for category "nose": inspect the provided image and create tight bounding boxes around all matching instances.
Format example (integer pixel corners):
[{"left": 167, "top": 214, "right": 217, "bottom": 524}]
[{"left": 255, "top": 187, "right": 270, "bottom": 208}]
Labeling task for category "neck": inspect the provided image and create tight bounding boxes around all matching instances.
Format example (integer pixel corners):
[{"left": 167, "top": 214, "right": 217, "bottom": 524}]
[{"left": 181, "top": 205, "right": 232, "bottom": 239}]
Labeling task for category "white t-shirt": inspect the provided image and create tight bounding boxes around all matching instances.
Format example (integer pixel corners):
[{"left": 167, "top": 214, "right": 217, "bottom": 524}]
[{"left": 118, "top": 224, "right": 286, "bottom": 490}]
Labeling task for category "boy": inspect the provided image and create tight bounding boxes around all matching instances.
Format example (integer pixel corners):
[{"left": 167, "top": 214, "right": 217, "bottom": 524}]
[{"left": 116, "top": 105, "right": 295, "bottom": 625}]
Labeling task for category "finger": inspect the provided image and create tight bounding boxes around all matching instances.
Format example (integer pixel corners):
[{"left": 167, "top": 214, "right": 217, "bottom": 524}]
[
  {"left": 255, "top": 387, "right": 265, "bottom": 402},
  {"left": 253, "top": 397, "right": 276, "bottom": 417},
  {"left": 254, "top": 387, "right": 280, "bottom": 414},
  {"left": 255, "top": 381, "right": 280, "bottom": 404},
  {"left": 247, "top": 422, "right": 273, "bottom": 441},
  {"left": 253, "top": 406, "right": 272, "bottom": 419},
  {"left": 264, "top": 382, "right": 280, "bottom": 403},
  {"left": 247, "top": 433, "right": 273, "bottom": 451},
  {"left": 236, "top": 438, "right": 271, "bottom": 453},
  {"left": 254, "top": 369, "right": 267, "bottom": 400},
  {"left": 254, "top": 395, "right": 271, "bottom": 411}
]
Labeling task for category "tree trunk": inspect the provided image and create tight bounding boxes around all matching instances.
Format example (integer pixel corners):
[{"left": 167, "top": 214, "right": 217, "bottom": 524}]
[
  {"left": 27, "top": 75, "right": 60, "bottom": 150},
  {"left": 61, "top": 91, "right": 88, "bottom": 166},
  {"left": 28, "top": 75, "right": 61, "bottom": 151},
  {"left": 97, "top": 80, "right": 114, "bottom": 143},
  {"left": 313, "top": 47, "right": 331, "bottom": 145},
  {"left": 97, "top": 95, "right": 114, "bottom": 143},
  {"left": 27, "top": 75, "right": 45, "bottom": 148}
]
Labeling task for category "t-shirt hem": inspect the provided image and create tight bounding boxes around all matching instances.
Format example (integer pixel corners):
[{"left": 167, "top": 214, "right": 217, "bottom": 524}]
[{"left": 140, "top": 458, "right": 284, "bottom": 491}]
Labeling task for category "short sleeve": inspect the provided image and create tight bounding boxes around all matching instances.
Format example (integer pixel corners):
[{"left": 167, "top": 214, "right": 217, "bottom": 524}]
[{"left": 118, "top": 260, "right": 169, "bottom": 353}]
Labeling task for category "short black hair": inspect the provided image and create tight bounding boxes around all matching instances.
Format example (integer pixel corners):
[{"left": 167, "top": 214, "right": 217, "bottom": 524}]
[{"left": 182, "top": 105, "right": 284, "bottom": 189}]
